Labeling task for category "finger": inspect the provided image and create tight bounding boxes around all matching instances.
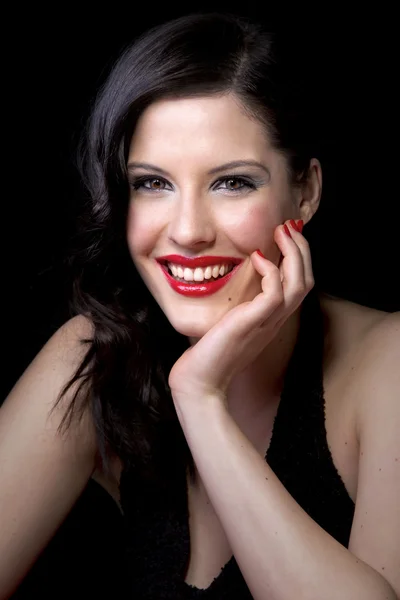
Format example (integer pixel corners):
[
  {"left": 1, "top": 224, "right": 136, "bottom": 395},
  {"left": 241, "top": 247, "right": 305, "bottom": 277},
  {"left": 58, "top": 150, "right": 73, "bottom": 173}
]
[
  {"left": 241, "top": 219, "right": 311, "bottom": 332},
  {"left": 274, "top": 222, "right": 306, "bottom": 297},
  {"left": 245, "top": 254, "right": 285, "bottom": 329},
  {"left": 247, "top": 221, "right": 309, "bottom": 329},
  {"left": 286, "top": 220, "right": 315, "bottom": 290}
]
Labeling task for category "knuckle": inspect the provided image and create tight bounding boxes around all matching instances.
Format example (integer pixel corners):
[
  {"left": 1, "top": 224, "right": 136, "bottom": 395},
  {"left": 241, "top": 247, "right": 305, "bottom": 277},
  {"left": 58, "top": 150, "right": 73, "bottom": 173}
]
[
  {"left": 307, "top": 278, "right": 315, "bottom": 291},
  {"left": 292, "top": 282, "right": 305, "bottom": 297},
  {"left": 271, "top": 289, "right": 284, "bottom": 307}
]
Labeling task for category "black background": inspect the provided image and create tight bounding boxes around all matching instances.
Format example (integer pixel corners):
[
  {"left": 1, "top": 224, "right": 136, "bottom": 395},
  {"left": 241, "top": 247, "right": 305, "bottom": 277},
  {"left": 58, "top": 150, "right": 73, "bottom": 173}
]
[{"left": 3, "top": 4, "right": 399, "bottom": 595}]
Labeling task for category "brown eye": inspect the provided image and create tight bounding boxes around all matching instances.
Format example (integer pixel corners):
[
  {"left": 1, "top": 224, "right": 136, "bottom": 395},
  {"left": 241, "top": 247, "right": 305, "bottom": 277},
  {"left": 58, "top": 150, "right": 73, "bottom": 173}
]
[
  {"left": 130, "top": 176, "right": 171, "bottom": 193},
  {"left": 214, "top": 176, "right": 256, "bottom": 193},
  {"left": 226, "top": 178, "right": 242, "bottom": 190},
  {"left": 147, "top": 178, "right": 165, "bottom": 190}
]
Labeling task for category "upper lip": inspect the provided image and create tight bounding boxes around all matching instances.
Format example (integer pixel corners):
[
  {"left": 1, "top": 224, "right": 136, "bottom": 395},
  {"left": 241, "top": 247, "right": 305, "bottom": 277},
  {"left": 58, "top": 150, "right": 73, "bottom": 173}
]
[{"left": 156, "top": 255, "right": 243, "bottom": 268}]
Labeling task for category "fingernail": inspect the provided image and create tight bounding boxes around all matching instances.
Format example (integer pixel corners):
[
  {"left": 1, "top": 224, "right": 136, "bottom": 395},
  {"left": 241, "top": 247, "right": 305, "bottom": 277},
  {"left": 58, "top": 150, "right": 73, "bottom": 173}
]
[
  {"left": 256, "top": 249, "right": 265, "bottom": 258},
  {"left": 283, "top": 224, "right": 291, "bottom": 238},
  {"left": 296, "top": 219, "right": 304, "bottom": 233},
  {"left": 289, "top": 219, "right": 299, "bottom": 232}
]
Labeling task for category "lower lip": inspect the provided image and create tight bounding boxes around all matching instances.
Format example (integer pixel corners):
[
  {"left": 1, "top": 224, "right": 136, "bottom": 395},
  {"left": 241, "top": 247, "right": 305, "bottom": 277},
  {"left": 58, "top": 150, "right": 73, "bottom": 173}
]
[{"left": 157, "top": 263, "right": 243, "bottom": 297}]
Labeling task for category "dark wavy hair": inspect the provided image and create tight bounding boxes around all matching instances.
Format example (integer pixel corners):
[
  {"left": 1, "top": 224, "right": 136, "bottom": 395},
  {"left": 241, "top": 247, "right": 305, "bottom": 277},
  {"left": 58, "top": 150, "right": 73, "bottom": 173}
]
[{"left": 54, "top": 12, "right": 323, "bottom": 489}]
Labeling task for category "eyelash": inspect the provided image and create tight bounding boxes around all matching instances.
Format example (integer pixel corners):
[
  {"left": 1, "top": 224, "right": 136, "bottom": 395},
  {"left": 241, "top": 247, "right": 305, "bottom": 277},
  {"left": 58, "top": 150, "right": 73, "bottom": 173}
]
[{"left": 129, "top": 175, "right": 258, "bottom": 194}]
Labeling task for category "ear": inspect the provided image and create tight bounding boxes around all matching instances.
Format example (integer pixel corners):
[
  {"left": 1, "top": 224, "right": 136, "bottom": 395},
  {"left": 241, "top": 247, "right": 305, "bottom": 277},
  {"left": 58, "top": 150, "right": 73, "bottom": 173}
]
[{"left": 296, "top": 158, "right": 323, "bottom": 224}]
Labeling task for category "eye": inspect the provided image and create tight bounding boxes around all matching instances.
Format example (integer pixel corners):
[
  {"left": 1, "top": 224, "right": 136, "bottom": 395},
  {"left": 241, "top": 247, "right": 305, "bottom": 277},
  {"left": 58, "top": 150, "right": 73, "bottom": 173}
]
[
  {"left": 145, "top": 178, "right": 166, "bottom": 190},
  {"left": 130, "top": 176, "right": 171, "bottom": 192},
  {"left": 215, "top": 176, "right": 257, "bottom": 193}
]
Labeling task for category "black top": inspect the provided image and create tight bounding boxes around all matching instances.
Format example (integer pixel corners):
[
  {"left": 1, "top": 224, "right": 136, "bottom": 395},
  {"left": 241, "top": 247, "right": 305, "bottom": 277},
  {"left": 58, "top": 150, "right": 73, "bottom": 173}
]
[
  {"left": 14, "top": 288, "right": 355, "bottom": 599},
  {"left": 119, "top": 287, "right": 356, "bottom": 598}
]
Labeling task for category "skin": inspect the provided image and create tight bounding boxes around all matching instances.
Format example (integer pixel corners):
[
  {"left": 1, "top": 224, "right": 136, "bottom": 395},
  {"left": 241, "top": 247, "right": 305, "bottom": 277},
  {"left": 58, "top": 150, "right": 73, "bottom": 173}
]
[{"left": 126, "top": 93, "right": 322, "bottom": 449}]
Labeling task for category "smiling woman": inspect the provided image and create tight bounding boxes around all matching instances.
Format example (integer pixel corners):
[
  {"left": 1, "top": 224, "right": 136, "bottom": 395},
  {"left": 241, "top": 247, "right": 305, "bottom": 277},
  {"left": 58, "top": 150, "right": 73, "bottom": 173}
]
[{"left": 1, "top": 11, "right": 399, "bottom": 600}]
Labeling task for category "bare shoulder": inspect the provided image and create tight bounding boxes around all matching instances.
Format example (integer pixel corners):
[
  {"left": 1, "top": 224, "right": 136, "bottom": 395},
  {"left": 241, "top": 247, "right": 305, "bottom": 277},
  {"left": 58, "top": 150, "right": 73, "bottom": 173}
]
[
  {"left": 319, "top": 289, "right": 399, "bottom": 426},
  {"left": 349, "top": 306, "right": 400, "bottom": 423},
  {"left": 44, "top": 313, "right": 94, "bottom": 367},
  {"left": 3, "top": 313, "right": 96, "bottom": 437},
  {"left": 0, "top": 314, "right": 98, "bottom": 596},
  {"left": 318, "top": 291, "right": 390, "bottom": 358},
  {"left": 4, "top": 313, "right": 94, "bottom": 408},
  {"left": 1, "top": 313, "right": 98, "bottom": 471}
]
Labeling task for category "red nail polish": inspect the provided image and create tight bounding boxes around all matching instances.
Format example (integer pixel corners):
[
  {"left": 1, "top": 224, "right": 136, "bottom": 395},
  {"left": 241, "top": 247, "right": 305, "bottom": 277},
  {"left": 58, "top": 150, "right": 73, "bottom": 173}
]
[
  {"left": 289, "top": 219, "right": 299, "bottom": 232},
  {"left": 256, "top": 249, "right": 265, "bottom": 258},
  {"left": 296, "top": 219, "right": 304, "bottom": 233},
  {"left": 283, "top": 224, "right": 291, "bottom": 238}
]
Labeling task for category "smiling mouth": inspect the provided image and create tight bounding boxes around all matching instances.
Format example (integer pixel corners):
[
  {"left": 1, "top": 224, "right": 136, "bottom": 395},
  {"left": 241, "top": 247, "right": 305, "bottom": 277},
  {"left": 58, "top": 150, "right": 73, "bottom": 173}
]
[{"left": 165, "top": 263, "right": 235, "bottom": 283}]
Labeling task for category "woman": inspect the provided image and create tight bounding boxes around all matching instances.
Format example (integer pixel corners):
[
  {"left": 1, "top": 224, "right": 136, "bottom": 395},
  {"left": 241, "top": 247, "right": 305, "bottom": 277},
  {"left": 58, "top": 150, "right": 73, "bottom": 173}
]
[{"left": 1, "top": 12, "right": 399, "bottom": 600}]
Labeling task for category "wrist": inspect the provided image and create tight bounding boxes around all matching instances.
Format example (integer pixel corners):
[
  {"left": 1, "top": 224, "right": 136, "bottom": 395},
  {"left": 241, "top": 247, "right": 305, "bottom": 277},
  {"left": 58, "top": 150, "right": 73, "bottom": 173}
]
[{"left": 172, "top": 391, "right": 227, "bottom": 424}]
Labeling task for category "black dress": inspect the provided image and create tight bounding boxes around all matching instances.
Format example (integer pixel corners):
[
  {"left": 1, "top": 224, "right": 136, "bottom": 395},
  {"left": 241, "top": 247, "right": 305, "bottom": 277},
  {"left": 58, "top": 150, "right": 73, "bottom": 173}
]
[{"left": 119, "top": 287, "right": 356, "bottom": 598}]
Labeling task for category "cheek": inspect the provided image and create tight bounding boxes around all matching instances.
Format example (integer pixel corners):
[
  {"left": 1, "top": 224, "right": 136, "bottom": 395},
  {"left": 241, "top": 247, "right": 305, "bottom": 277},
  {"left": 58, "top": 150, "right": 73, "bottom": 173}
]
[
  {"left": 126, "top": 203, "right": 159, "bottom": 257},
  {"left": 224, "top": 203, "right": 283, "bottom": 256}
]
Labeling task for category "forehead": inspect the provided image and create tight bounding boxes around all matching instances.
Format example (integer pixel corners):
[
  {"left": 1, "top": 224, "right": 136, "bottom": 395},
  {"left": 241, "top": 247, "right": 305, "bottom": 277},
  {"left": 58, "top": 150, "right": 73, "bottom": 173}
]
[{"left": 128, "top": 94, "right": 274, "bottom": 162}]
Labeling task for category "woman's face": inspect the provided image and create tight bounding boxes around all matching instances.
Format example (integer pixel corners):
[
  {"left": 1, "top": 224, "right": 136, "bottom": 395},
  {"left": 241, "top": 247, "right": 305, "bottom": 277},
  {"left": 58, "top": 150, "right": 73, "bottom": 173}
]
[{"left": 126, "top": 94, "right": 298, "bottom": 339}]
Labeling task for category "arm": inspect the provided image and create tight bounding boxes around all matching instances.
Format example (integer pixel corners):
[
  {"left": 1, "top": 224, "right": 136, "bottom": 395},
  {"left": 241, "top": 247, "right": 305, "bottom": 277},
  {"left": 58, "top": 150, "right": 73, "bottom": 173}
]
[
  {"left": 0, "top": 316, "right": 98, "bottom": 599},
  {"left": 173, "top": 313, "right": 400, "bottom": 600},
  {"left": 348, "top": 311, "right": 400, "bottom": 596}
]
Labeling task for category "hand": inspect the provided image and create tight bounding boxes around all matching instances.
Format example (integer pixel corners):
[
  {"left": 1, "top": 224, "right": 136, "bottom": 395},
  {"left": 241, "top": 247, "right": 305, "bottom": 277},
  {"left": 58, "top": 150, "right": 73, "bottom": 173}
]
[{"left": 168, "top": 219, "right": 315, "bottom": 405}]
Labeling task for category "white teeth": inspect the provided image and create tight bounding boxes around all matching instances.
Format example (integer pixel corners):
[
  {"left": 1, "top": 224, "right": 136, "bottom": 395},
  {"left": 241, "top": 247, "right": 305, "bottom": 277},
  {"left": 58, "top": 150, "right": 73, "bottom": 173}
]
[
  {"left": 167, "top": 262, "right": 234, "bottom": 282},
  {"left": 194, "top": 268, "right": 204, "bottom": 282},
  {"left": 204, "top": 266, "right": 213, "bottom": 280},
  {"left": 183, "top": 268, "right": 193, "bottom": 281}
]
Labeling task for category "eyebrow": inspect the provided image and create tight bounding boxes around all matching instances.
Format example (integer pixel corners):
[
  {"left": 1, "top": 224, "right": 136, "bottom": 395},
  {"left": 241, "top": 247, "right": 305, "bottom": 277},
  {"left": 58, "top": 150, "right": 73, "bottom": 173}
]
[{"left": 127, "top": 160, "right": 270, "bottom": 178}]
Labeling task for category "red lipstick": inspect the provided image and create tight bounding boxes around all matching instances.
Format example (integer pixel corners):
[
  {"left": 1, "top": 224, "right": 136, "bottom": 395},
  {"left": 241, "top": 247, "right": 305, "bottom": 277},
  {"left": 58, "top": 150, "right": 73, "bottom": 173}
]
[{"left": 155, "top": 255, "right": 244, "bottom": 297}]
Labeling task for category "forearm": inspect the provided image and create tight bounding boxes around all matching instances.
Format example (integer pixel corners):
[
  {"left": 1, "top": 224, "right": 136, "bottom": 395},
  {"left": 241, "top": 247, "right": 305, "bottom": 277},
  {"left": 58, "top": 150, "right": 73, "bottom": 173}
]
[{"left": 174, "top": 397, "right": 396, "bottom": 600}]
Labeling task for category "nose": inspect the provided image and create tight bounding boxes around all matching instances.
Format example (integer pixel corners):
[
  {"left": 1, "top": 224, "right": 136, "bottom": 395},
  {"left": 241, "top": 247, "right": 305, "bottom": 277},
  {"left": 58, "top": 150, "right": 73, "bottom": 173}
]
[{"left": 167, "top": 192, "right": 216, "bottom": 250}]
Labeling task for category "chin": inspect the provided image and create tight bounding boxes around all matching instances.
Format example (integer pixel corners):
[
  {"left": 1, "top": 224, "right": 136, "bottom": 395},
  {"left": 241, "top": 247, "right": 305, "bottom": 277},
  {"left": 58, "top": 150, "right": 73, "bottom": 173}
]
[{"left": 164, "top": 311, "right": 223, "bottom": 339}]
